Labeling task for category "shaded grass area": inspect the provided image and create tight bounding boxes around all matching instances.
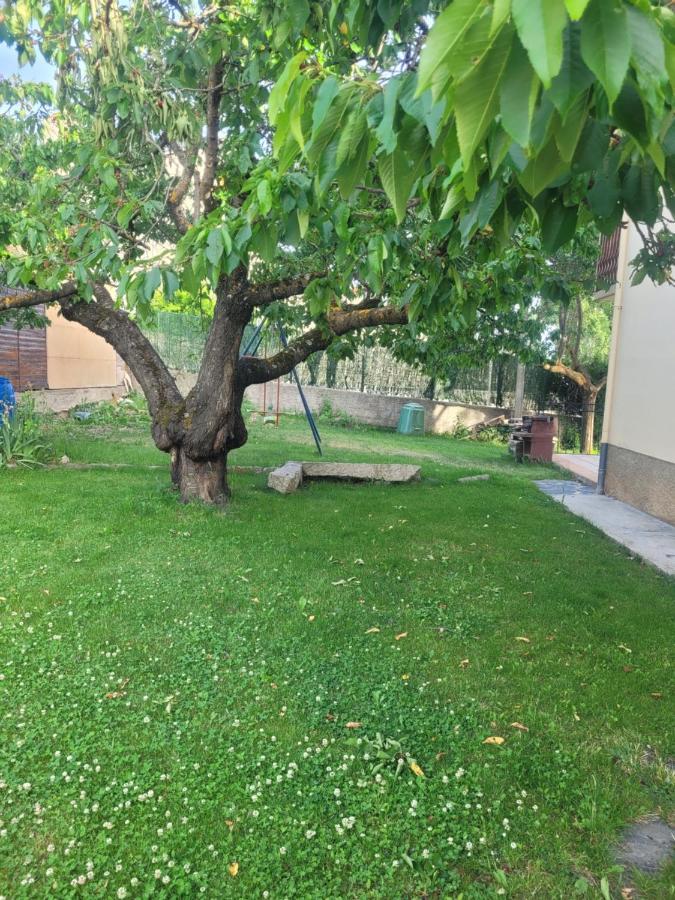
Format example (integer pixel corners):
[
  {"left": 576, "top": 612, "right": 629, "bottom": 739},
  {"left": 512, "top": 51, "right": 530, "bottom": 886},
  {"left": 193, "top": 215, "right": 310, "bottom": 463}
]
[{"left": 1, "top": 412, "right": 673, "bottom": 898}]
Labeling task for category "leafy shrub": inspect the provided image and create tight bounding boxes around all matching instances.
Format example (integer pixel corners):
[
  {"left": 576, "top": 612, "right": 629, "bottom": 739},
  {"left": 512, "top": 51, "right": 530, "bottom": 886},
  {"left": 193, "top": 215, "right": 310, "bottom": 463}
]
[
  {"left": 475, "top": 423, "right": 510, "bottom": 444},
  {"left": 0, "top": 397, "right": 51, "bottom": 468},
  {"left": 71, "top": 392, "right": 149, "bottom": 427},
  {"left": 318, "top": 400, "right": 356, "bottom": 429},
  {"left": 450, "top": 418, "right": 472, "bottom": 440}
]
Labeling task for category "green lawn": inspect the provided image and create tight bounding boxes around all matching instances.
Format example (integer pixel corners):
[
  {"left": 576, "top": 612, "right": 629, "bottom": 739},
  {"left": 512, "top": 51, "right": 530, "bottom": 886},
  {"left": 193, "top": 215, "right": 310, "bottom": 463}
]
[{"left": 1, "top": 409, "right": 673, "bottom": 898}]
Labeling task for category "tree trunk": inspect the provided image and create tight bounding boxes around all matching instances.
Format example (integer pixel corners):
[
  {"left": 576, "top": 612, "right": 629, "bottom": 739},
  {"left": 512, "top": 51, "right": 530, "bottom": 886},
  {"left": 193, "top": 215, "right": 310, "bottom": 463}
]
[
  {"left": 172, "top": 447, "right": 229, "bottom": 504},
  {"left": 580, "top": 390, "right": 597, "bottom": 455}
]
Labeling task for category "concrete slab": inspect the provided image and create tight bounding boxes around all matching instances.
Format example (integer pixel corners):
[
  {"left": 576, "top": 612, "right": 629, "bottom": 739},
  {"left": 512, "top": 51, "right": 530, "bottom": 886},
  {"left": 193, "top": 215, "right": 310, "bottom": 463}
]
[
  {"left": 268, "top": 462, "right": 303, "bottom": 494},
  {"left": 536, "top": 480, "right": 675, "bottom": 576},
  {"left": 301, "top": 462, "right": 421, "bottom": 483},
  {"left": 552, "top": 453, "right": 599, "bottom": 486}
]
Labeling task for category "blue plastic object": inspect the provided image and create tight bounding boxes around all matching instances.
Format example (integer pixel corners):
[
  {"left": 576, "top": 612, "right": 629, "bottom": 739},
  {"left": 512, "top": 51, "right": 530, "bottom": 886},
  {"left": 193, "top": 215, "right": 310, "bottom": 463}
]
[{"left": 0, "top": 377, "right": 16, "bottom": 422}]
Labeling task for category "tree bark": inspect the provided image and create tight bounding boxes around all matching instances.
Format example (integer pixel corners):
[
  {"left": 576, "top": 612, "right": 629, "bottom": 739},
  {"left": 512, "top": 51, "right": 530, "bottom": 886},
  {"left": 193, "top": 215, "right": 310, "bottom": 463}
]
[
  {"left": 171, "top": 447, "right": 229, "bottom": 504},
  {"left": 580, "top": 389, "right": 597, "bottom": 455}
]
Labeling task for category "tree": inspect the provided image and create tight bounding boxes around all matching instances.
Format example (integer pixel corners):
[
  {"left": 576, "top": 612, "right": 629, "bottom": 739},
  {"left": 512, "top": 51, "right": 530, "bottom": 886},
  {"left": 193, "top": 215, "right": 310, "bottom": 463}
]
[
  {"left": 544, "top": 295, "right": 611, "bottom": 454},
  {"left": 1, "top": 1, "right": 673, "bottom": 504}
]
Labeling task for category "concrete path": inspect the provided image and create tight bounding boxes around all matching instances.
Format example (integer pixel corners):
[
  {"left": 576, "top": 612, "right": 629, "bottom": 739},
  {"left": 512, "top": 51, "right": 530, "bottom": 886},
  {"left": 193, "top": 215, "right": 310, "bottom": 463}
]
[
  {"left": 536, "top": 480, "right": 675, "bottom": 576},
  {"left": 552, "top": 453, "right": 599, "bottom": 486}
]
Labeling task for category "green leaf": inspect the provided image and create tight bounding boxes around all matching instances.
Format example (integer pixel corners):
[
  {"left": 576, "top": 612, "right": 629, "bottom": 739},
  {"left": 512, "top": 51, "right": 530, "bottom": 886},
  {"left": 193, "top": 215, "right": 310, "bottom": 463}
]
[
  {"left": 455, "top": 28, "right": 513, "bottom": 168},
  {"left": 162, "top": 270, "right": 179, "bottom": 299},
  {"left": 205, "top": 228, "right": 225, "bottom": 267},
  {"left": 336, "top": 132, "right": 370, "bottom": 199},
  {"left": 307, "top": 87, "right": 352, "bottom": 164},
  {"left": 621, "top": 162, "right": 660, "bottom": 226},
  {"left": 378, "top": 149, "right": 421, "bottom": 223},
  {"left": 311, "top": 77, "right": 339, "bottom": 132},
  {"left": 548, "top": 23, "right": 594, "bottom": 119},
  {"left": 417, "top": 0, "right": 489, "bottom": 98},
  {"left": 571, "top": 118, "right": 608, "bottom": 173},
  {"left": 116, "top": 202, "right": 136, "bottom": 229},
  {"left": 256, "top": 179, "right": 273, "bottom": 215},
  {"left": 554, "top": 93, "right": 588, "bottom": 160},
  {"left": 297, "top": 208, "right": 309, "bottom": 237},
  {"left": 564, "top": 0, "right": 590, "bottom": 19},
  {"left": 375, "top": 77, "right": 402, "bottom": 153},
  {"left": 459, "top": 179, "right": 502, "bottom": 242},
  {"left": 580, "top": 0, "right": 631, "bottom": 108},
  {"left": 491, "top": 0, "right": 511, "bottom": 36},
  {"left": 613, "top": 78, "right": 648, "bottom": 146},
  {"left": 517, "top": 138, "right": 567, "bottom": 196},
  {"left": 337, "top": 107, "right": 368, "bottom": 167},
  {"left": 499, "top": 37, "right": 539, "bottom": 147},
  {"left": 626, "top": 5, "right": 667, "bottom": 108},
  {"left": 268, "top": 52, "right": 306, "bottom": 125},
  {"left": 512, "top": 0, "right": 567, "bottom": 88},
  {"left": 588, "top": 170, "right": 620, "bottom": 218},
  {"left": 143, "top": 267, "right": 162, "bottom": 301},
  {"left": 541, "top": 200, "right": 578, "bottom": 251}
]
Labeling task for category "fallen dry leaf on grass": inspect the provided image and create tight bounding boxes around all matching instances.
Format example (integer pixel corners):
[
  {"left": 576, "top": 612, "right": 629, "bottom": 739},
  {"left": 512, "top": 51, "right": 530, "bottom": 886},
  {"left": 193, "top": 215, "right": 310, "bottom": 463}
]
[
  {"left": 409, "top": 761, "right": 425, "bottom": 777},
  {"left": 395, "top": 632, "right": 408, "bottom": 640},
  {"left": 650, "top": 692, "right": 663, "bottom": 700},
  {"left": 510, "top": 722, "right": 529, "bottom": 732},
  {"left": 365, "top": 627, "right": 380, "bottom": 634},
  {"left": 228, "top": 862, "right": 239, "bottom": 877},
  {"left": 307, "top": 615, "right": 315, "bottom": 622},
  {"left": 483, "top": 736, "right": 505, "bottom": 746},
  {"left": 515, "top": 636, "right": 531, "bottom": 643},
  {"left": 459, "top": 659, "right": 470, "bottom": 668},
  {"left": 225, "top": 819, "right": 235, "bottom": 831},
  {"left": 345, "top": 721, "right": 362, "bottom": 729}
]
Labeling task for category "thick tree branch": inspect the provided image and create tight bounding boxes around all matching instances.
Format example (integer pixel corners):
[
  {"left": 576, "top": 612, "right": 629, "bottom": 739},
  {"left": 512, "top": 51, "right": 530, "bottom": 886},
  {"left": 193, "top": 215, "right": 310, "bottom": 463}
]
[
  {"left": 201, "top": 59, "right": 225, "bottom": 215},
  {"left": 59, "top": 285, "right": 183, "bottom": 444},
  {"left": 245, "top": 272, "right": 326, "bottom": 308},
  {"left": 0, "top": 283, "right": 78, "bottom": 312},
  {"left": 166, "top": 143, "right": 198, "bottom": 234},
  {"left": 239, "top": 304, "right": 408, "bottom": 385},
  {"left": 543, "top": 361, "right": 590, "bottom": 391}
]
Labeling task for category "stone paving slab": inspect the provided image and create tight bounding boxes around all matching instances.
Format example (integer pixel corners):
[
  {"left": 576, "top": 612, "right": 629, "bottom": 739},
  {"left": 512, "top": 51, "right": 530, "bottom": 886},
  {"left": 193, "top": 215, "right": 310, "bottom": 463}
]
[
  {"left": 536, "top": 480, "right": 675, "bottom": 576},
  {"left": 301, "top": 462, "right": 421, "bottom": 483},
  {"left": 614, "top": 816, "right": 674, "bottom": 875},
  {"left": 552, "top": 453, "right": 599, "bottom": 486}
]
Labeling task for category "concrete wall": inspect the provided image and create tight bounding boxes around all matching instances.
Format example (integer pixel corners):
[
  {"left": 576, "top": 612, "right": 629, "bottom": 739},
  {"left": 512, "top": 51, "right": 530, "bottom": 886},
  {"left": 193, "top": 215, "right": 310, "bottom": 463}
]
[
  {"left": 26, "top": 385, "right": 130, "bottom": 413},
  {"left": 246, "top": 382, "right": 508, "bottom": 433},
  {"left": 601, "top": 219, "right": 675, "bottom": 522},
  {"left": 46, "top": 307, "right": 122, "bottom": 389}
]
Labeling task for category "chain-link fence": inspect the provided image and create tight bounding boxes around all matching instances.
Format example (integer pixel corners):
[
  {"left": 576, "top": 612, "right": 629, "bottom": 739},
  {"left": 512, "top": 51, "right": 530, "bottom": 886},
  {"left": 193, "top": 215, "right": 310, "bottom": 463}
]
[{"left": 140, "top": 312, "right": 597, "bottom": 444}]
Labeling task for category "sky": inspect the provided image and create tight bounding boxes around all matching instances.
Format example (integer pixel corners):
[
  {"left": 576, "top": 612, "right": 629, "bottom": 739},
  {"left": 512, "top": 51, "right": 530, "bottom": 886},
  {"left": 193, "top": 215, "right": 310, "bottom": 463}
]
[{"left": 0, "top": 44, "right": 54, "bottom": 82}]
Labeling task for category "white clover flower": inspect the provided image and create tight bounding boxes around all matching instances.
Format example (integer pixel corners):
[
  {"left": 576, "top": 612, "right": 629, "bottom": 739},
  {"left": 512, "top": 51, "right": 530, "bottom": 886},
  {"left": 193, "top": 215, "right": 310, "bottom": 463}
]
[
  {"left": 465, "top": 841, "right": 473, "bottom": 851},
  {"left": 422, "top": 849, "right": 430, "bottom": 859},
  {"left": 305, "top": 829, "right": 316, "bottom": 839},
  {"left": 117, "top": 888, "right": 127, "bottom": 899},
  {"left": 510, "top": 841, "right": 517, "bottom": 849}
]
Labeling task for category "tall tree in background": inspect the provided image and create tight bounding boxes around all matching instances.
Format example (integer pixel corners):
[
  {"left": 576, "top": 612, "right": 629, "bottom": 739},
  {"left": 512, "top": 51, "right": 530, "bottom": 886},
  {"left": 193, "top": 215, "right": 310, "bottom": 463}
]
[{"left": 1, "top": 0, "right": 673, "bottom": 504}]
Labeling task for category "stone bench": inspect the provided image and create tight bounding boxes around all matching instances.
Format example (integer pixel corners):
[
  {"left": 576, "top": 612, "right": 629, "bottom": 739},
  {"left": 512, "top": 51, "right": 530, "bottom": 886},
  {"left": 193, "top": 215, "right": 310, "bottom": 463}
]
[{"left": 267, "top": 461, "right": 421, "bottom": 494}]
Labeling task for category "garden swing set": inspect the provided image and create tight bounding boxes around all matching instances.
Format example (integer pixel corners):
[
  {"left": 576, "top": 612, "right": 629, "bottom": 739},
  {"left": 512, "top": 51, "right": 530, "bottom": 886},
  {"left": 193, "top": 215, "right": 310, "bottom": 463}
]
[{"left": 240, "top": 317, "right": 322, "bottom": 455}]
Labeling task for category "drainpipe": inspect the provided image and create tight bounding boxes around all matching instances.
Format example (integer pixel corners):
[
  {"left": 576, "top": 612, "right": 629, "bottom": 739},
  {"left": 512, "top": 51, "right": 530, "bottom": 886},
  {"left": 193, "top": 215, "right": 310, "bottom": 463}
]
[{"left": 597, "top": 220, "right": 630, "bottom": 494}]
